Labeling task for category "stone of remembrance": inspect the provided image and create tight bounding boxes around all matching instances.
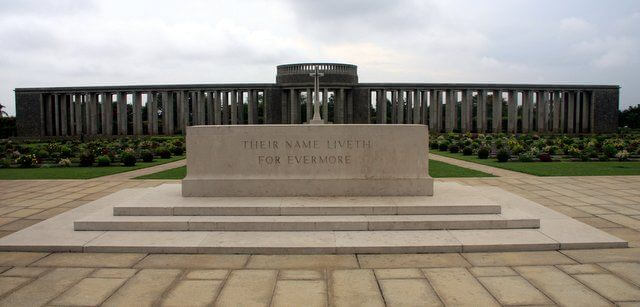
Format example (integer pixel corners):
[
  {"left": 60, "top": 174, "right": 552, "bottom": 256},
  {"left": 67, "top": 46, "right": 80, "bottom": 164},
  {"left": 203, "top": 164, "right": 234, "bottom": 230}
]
[{"left": 182, "top": 125, "right": 433, "bottom": 197}]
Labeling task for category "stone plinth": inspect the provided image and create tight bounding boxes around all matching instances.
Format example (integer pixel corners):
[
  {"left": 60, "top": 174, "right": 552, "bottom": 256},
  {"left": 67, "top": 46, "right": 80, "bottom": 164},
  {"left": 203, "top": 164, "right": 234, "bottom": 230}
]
[{"left": 182, "top": 125, "right": 433, "bottom": 197}]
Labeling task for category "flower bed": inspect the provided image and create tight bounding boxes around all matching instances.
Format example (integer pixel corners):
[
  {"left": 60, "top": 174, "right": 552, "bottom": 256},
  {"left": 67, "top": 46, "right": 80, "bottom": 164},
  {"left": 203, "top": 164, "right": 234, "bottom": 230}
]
[
  {"left": 0, "top": 136, "right": 186, "bottom": 169},
  {"left": 430, "top": 133, "right": 640, "bottom": 163}
]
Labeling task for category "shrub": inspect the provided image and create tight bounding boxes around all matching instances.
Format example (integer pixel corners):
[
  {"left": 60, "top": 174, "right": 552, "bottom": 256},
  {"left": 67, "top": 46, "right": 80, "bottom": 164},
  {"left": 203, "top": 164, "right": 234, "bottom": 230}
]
[
  {"left": 58, "top": 158, "right": 72, "bottom": 167},
  {"left": 538, "top": 153, "right": 553, "bottom": 162},
  {"left": 496, "top": 149, "right": 511, "bottom": 162},
  {"left": 0, "top": 158, "right": 11, "bottom": 168},
  {"left": 438, "top": 141, "right": 449, "bottom": 151},
  {"left": 462, "top": 146, "right": 473, "bottom": 156},
  {"left": 616, "top": 150, "right": 630, "bottom": 162},
  {"left": 603, "top": 144, "right": 617, "bottom": 158},
  {"left": 35, "top": 149, "right": 50, "bottom": 160},
  {"left": 79, "top": 151, "right": 95, "bottom": 167},
  {"left": 170, "top": 145, "right": 184, "bottom": 156},
  {"left": 518, "top": 153, "right": 534, "bottom": 162},
  {"left": 567, "top": 146, "right": 581, "bottom": 158},
  {"left": 16, "top": 154, "right": 37, "bottom": 168},
  {"left": 579, "top": 151, "right": 592, "bottom": 162},
  {"left": 155, "top": 147, "right": 171, "bottom": 159},
  {"left": 120, "top": 151, "right": 137, "bottom": 166},
  {"left": 140, "top": 150, "right": 154, "bottom": 162},
  {"left": 448, "top": 144, "right": 459, "bottom": 154},
  {"left": 430, "top": 141, "right": 439, "bottom": 150},
  {"left": 171, "top": 139, "right": 184, "bottom": 148},
  {"left": 477, "top": 147, "right": 490, "bottom": 159},
  {"left": 59, "top": 145, "right": 73, "bottom": 158},
  {"left": 96, "top": 155, "right": 111, "bottom": 167},
  {"left": 598, "top": 155, "right": 610, "bottom": 162}
]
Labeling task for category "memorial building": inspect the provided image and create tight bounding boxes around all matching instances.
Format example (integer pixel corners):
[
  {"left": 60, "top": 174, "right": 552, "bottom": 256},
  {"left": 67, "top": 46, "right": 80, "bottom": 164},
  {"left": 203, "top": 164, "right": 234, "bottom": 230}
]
[{"left": 14, "top": 63, "right": 619, "bottom": 137}]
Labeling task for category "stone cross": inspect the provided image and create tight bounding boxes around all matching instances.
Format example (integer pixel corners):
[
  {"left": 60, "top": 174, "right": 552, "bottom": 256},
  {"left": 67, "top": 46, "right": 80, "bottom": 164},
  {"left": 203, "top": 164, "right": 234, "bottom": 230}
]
[{"left": 309, "top": 65, "right": 324, "bottom": 124}]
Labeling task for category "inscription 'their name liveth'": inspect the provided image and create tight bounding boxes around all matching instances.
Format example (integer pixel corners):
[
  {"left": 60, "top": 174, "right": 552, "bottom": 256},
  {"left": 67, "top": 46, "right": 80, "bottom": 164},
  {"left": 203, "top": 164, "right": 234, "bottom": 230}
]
[{"left": 241, "top": 139, "right": 373, "bottom": 166}]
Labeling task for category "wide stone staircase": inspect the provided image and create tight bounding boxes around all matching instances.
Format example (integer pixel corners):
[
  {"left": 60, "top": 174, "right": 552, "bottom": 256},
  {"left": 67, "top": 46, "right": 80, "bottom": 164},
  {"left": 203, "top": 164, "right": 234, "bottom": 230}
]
[{"left": 74, "top": 183, "right": 540, "bottom": 232}]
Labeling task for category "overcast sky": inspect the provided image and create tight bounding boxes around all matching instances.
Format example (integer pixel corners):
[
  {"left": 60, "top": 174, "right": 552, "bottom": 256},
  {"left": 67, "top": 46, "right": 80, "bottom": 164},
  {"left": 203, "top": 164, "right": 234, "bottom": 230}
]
[{"left": 1, "top": 0, "right": 639, "bottom": 115}]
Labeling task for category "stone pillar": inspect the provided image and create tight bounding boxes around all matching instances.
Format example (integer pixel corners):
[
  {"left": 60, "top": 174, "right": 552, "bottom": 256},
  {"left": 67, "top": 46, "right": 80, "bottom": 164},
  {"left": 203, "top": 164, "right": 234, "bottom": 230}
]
[
  {"left": 214, "top": 90, "right": 222, "bottom": 125},
  {"left": 206, "top": 91, "right": 214, "bottom": 125},
  {"left": 200, "top": 91, "right": 207, "bottom": 125},
  {"left": 248, "top": 90, "right": 256, "bottom": 124},
  {"left": 69, "top": 94, "right": 76, "bottom": 136},
  {"left": 175, "top": 91, "right": 183, "bottom": 131},
  {"left": 222, "top": 91, "right": 229, "bottom": 125},
  {"left": 184, "top": 91, "right": 192, "bottom": 129},
  {"left": 539, "top": 91, "right": 560, "bottom": 133},
  {"left": 507, "top": 90, "right": 517, "bottom": 134},
  {"left": 575, "top": 91, "right": 582, "bottom": 133},
  {"left": 397, "top": 91, "right": 404, "bottom": 124},
  {"left": 582, "top": 91, "right": 590, "bottom": 133},
  {"left": 322, "top": 88, "right": 328, "bottom": 124},
  {"left": 305, "top": 88, "right": 312, "bottom": 123},
  {"left": 51, "top": 94, "right": 57, "bottom": 136},
  {"left": 522, "top": 90, "right": 531, "bottom": 133},
  {"left": 132, "top": 92, "right": 142, "bottom": 135},
  {"left": 379, "top": 90, "right": 387, "bottom": 124},
  {"left": 567, "top": 91, "right": 575, "bottom": 134},
  {"left": 461, "top": 90, "right": 471, "bottom": 132},
  {"left": 429, "top": 90, "right": 438, "bottom": 132},
  {"left": 290, "top": 89, "right": 299, "bottom": 124},
  {"left": 347, "top": 90, "right": 354, "bottom": 123},
  {"left": 163, "top": 92, "right": 174, "bottom": 135},
  {"left": 88, "top": 93, "right": 98, "bottom": 135},
  {"left": 116, "top": 92, "right": 126, "bottom": 135},
  {"left": 83, "top": 94, "right": 91, "bottom": 135},
  {"left": 44, "top": 95, "right": 52, "bottom": 135},
  {"left": 421, "top": 90, "right": 428, "bottom": 125},
  {"left": 146, "top": 92, "right": 157, "bottom": 135},
  {"left": 589, "top": 91, "right": 596, "bottom": 133},
  {"left": 187, "top": 91, "right": 195, "bottom": 128},
  {"left": 366, "top": 90, "right": 372, "bottom": 124},
  {"left": 445, "top": 90, "right": 455, "bottom": 132},
  {"left": 413, "top": 90, "right": 421, "bottom": 124},
  {"left": 492, "top": 90, "right": 502, "bottom": 133},
  {"left": 391, "top": 90, "right": 398, "bottom": 124},
  {"left": 280, "top": 90, "right": 288, "bottom": 124},
  {"left": 236, "top": 91, "right": 244, "bottom": 125},
  {"left": 406, "top": 91, "right": 413, "bottom": 124},
  {"left": 477, "top": 90, "right": 487, "bottom": 133},
  {"left": 560, "top": 92, "right": 567, "bottom": 133},
  {"left": 59, "top": 94, "right": 68, "bottom": 136},
  {"left": 230, "top": 90, "right": 237, "bottom": 125},
  {"left": 75, "top": 94, "right": 82, "bottom": 135},
  {"left": 335, "top": 89, "right": 345, "bottom": 124},
  {"left": 537, "top": 91, "right": 547, "bottom": 133},
  {"left": 101, "top": 93, "right": 111, "bottom": 135}
]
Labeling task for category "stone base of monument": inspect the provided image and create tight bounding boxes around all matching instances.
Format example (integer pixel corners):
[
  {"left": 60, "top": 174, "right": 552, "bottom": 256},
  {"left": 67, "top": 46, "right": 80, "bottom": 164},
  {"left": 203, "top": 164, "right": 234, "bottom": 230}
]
[
  {"left": 0, "top": 182, "right": 626, "bottom": 253},
  {"left": 0, "top": 124, "right": 627, "bottom": 253}
]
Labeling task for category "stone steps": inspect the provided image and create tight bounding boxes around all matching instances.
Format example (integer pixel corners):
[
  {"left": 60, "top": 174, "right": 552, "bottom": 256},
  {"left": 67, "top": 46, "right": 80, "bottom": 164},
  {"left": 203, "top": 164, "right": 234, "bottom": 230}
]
[
  {"left": 74, "top": 213, "right": 539, "bottom": 231},
  {"left": 113, "top": 203, "right": 501, "bottom": 216}
]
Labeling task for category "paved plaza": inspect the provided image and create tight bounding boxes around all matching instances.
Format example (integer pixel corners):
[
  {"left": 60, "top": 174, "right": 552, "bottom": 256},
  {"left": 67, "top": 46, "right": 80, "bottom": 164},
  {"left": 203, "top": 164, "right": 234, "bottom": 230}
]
[{"left": 0, "top": 162, "right": 639, "bottom": 306}]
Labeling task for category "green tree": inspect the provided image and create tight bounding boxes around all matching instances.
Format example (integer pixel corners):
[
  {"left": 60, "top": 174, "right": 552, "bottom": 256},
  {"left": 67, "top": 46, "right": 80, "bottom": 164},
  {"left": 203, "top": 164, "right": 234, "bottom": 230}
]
[{"left": 619, "top": 104, "right": 640, "bottom": 129}]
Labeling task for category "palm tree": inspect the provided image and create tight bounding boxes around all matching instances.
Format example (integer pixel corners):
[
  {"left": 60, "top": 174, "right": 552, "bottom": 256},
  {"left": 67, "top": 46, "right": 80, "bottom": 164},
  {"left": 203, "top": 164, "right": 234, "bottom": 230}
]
[{"left": 0, "top": 103, "right": 7, "bottom": 118}]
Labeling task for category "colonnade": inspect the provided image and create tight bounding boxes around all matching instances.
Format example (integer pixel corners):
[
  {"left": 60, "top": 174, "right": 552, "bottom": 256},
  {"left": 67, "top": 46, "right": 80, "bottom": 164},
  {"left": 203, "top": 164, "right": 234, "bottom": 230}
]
[
  {"left": 281, "top": 88, "right": 353, "bottom": 124},
  {"left": 367, "top": 88, "right": 596, "bottom": 134},
  {"left": 39, "top": 89, "right": 267, "bottom": 136}
]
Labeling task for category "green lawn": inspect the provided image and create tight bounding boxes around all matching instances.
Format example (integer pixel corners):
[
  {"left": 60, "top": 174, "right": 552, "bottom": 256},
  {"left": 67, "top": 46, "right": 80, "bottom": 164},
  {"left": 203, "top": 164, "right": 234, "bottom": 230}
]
[
  {"left": 433, "top": 150, "right": 640, "bottom": 176},
  {"left": 0, "top": 156, "right": 185, "bottom": 180},
  {"left": 135, "top": 160, "right": 494, "bottom": 180}
]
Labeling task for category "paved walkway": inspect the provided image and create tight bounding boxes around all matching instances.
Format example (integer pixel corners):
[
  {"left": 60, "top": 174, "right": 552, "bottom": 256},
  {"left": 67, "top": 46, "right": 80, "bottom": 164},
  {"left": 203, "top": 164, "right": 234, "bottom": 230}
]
[
  {"left": 430, "top": 153, "right": 536, "bottom": 177},
  {"left": 0, "top": 176, "right": 638, "bottom": 305},
  {"left": 98, "top": 159, "right": 186, "bottom": 180}
]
